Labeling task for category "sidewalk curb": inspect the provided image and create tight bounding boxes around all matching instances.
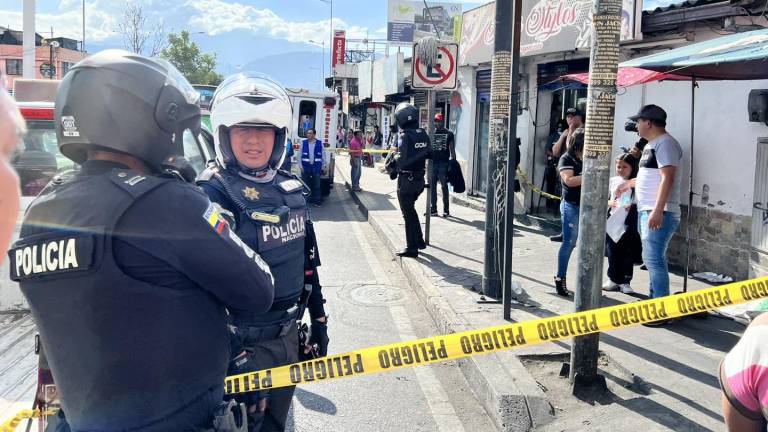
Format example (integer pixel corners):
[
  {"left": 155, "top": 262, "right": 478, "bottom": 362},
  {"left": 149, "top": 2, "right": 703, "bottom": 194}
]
[{"left": 337, "top": 170, "right": 555, "bottom": 432}]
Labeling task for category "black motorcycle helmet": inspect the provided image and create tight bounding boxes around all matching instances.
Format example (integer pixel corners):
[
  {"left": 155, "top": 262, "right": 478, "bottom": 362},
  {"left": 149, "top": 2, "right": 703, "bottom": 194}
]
[
  {"left": 394, "top": 102, "right": 419, "bottom": 130},
  {"left": 55, "top": 50, "right": 201, "bottom": 171}
]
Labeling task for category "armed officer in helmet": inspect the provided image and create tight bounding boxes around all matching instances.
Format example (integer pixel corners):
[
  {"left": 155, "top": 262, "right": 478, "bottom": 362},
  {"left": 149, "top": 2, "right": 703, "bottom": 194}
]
[
  {"left": 392, "top": 102, "right": 431, "bottom": 258},
  {"left": 198, "top": 74, "right": 328, "bottom": 432},
  {"left": 9, "top": 50, "right": 275, "bottom": 431}
]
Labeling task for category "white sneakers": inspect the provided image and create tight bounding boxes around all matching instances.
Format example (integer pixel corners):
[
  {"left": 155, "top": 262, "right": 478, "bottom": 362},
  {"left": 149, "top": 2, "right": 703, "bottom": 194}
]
[
  {"left": 602, "top": 281, "right": 634, "bottom": 294},
  {"left": 619, "top": 284, "right": 634, "bottom": 294}
]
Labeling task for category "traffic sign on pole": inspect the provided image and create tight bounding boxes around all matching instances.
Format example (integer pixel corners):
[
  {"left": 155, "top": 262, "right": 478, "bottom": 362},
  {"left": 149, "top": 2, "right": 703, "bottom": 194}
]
[{"left": 411, "top": 42, "right": 458, "bottom": 90}]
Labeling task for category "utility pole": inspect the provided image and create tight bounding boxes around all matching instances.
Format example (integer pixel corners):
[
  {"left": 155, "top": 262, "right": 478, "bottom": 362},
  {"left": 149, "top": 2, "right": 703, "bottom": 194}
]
[
  {"left": 501, "top": 0, "right": 524, "bottom": 319},
  {"left": 568, "top": 0, "right": 624, "bottom": 395},
  {"left": 23, "top": 0, "right": 35, "bottom": 79},
  {"left": 482, "top": 0, "right": 512, "bottom": 299}
]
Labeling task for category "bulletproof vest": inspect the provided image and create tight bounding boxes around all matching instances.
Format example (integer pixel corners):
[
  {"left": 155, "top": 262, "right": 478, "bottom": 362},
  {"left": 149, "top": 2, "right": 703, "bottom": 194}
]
[
  {"left": 209, "top": 169, "right": 306, "bottom": 325},
  {"left": 9, "top": 169, "right": 230, "bottom": 431},
  {"left": 398, "top": 128, "right": 430, "bottom": 172},
  {"left": 432, "top": 128, "right": 451, "bottom": 162}
]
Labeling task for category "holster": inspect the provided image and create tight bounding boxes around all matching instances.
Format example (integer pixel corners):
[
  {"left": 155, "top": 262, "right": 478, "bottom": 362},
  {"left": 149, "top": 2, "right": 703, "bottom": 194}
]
[{"left": 203, "top": 400, "right": 247, "bottom": 432}]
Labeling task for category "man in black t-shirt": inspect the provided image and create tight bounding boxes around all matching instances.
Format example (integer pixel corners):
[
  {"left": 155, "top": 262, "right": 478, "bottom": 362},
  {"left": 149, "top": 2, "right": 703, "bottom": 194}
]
[{"left": 429, "top": 113, "right": 456, "bottom": 217}]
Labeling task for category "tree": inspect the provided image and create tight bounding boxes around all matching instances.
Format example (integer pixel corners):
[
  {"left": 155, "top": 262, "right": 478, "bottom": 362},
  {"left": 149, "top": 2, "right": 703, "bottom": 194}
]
[
  {"left": 117, "top": 2, "right": 165, "bottom": 57},
  {"left": 160, "top": 31, "right": 224, "bottom": 86}
]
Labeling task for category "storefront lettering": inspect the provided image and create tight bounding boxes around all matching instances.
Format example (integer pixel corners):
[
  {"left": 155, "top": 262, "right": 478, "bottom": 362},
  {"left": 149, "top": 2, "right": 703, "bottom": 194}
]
[{"left": 525, "top": 0, "right": 592, "bottom": 42}]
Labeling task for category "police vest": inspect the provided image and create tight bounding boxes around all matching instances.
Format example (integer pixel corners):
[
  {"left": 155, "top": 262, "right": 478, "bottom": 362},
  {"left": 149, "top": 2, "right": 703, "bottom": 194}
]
[
  {"left": 205, "top": 169, "right": 307, "bottom": 325},
  {"left": 301, "top": 139, "right": 324, "bottom": 173},
  {"left": 10, "top": 169, "right": 230, "bottom": 431},
  {"left": 398, "top": 128, "right": 431, "bottom": 172}
]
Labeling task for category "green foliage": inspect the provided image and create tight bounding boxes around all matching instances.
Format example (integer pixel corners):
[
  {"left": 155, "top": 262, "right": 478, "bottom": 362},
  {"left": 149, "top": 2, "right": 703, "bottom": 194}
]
[{"left": 160, "top": 31, "right": 224, "bottom": 86}]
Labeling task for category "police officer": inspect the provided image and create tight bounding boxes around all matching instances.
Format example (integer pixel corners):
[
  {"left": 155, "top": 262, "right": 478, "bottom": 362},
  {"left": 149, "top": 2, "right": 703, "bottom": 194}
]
[
  {"left": 198, "top": 74, "right": 328, "bottom": 432},
  {"left": 392, "top": 102, "right": 431, "bottom": 258},
  {"left": 430, "top": 113, "right": 456, "bottom": 217},
  {"left": 9, "top": 50, "right": 275, "bottom": 431}
]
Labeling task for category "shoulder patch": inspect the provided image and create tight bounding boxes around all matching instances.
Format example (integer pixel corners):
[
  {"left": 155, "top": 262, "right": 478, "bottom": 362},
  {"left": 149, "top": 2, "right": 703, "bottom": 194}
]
[
  {"left": 277, "top": 179, "right": 304, "bottom": 193},
  {"left": 203, "top": 202, "right": 230, "bottom": 234}
]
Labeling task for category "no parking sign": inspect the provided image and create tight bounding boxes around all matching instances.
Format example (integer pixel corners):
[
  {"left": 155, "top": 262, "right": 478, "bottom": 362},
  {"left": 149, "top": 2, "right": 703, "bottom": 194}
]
[{"left": 411, "top": 42, "right": 458, "bottom": 90}]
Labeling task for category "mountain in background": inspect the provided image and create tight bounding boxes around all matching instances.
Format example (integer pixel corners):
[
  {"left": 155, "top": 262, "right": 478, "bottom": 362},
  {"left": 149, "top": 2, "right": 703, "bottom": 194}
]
[{"left": 241, "top": 50, "right": 328, "bottom": 91}]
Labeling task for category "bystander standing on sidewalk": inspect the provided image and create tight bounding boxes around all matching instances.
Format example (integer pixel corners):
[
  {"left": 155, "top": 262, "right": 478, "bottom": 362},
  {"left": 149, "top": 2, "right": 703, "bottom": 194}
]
[
  {"left": 300, "top": 128, "right": 324, "bottom": 207},
  {"left": 372, "top": 125, "right": 383, "bottom": 163},
  {"left": 618, "top": 105, "right": 682, "bottom": 324},
  {"left": 550, "top": 108, "right": 584, "bottom": 242},
  {"left": 603, "top": 153, "right": 642, "bottom": 294},
  {"left": 553, "top": 128, "right": 585, "bottom": 297},
  {"left": 429, "top": 113, "right": 456, "bottom": 217},
  {"left": 387, "top": 124, "right": 399, "bottom": 150},
  {"left": 349, "top": 130, "right": 363, "bottom": 191}
]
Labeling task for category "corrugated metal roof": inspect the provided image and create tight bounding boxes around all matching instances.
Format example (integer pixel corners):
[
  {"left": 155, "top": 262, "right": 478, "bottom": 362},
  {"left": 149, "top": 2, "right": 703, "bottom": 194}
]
[{"left": 644, "top": 0, "right": 730, "bottom": 15}]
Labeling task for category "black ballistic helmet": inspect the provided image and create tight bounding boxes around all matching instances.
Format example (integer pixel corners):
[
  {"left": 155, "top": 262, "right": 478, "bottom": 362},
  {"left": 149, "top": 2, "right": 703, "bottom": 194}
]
[
  {"left": 55, "top": 50, "right": 201, "bottom": 170},
  {"left": 395, "top": 102, "right": 419, "bottom": 129}
]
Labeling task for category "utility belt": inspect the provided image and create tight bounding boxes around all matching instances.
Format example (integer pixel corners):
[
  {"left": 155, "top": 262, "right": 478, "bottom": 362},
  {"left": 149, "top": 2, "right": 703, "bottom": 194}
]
[
  {"left": 398, "top": 170, "right": 425, "bottom": 181},
  {"left": 235, "top": 306, "right": 299, "bottom": 345}
]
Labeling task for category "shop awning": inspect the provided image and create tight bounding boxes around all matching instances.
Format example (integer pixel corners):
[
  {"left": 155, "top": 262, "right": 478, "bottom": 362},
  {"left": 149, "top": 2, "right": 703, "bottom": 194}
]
[
  {"left": 562, "top": 67, "right": 690, "bottom": 87},
  {"left": 620, "top": 29, "right": 768, "bottom": 80}
]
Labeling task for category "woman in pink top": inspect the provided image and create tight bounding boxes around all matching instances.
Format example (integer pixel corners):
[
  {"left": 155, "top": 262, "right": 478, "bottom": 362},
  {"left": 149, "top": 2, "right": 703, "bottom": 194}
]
[
  {"left": 349, "top": 130, "right": 363, "bottom": 191},
  {"left": 721, "top": 311, "right": 768, "bottom": 431}
]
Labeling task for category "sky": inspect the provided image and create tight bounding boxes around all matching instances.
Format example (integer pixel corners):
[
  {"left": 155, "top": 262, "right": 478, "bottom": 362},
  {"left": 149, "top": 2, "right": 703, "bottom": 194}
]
[{"left": 1, "top": 0, "right": 681, "bottom": 90}]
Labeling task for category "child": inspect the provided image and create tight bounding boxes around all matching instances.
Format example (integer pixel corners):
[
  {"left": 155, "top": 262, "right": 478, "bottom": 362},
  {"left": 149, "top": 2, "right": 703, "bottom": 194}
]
[{"left": 603, "top": 153, "right": 642, "bottom": 294}]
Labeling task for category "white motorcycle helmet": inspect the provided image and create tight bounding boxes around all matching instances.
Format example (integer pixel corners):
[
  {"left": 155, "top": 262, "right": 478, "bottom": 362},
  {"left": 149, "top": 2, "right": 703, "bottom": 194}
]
[{"left": 210, "top": 73, "right": 292, "bottom": 174}]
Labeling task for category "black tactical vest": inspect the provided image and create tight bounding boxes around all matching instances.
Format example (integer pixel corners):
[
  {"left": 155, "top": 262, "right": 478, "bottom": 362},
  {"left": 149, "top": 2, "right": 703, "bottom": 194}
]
[
  {"left": 397, "top": 129, "right": 431, "bottom": 172},
  {"left": 203, "top": 169, "right": 306, "bottom": 325},
  {"left": 9, "top": 169, "right": 230, "bottom": 431}
]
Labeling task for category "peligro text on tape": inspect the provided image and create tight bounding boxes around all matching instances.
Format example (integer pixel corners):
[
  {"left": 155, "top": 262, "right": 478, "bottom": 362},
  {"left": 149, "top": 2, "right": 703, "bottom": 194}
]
[{"left": 224, "top": 276, "right": 768, "bottom": 393}]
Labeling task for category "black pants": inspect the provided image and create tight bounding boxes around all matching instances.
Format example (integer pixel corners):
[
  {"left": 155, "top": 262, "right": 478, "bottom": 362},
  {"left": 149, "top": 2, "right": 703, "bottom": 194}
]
[
  {"left": 237, "top": 325, "right": 299, "bottom": 432},
  {"left": 429, "top": 161, "right": 449, "bottom": 214},
  {"left": 605, "top": 207, "right": 642, "bottom": 284},
  {"left": 397, "top": 173, "right": 425, "bottom": 251}
]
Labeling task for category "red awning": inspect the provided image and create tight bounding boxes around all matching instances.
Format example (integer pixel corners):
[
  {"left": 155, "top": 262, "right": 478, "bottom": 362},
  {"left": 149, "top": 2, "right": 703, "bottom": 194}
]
[{"left": 563, "top": 67, "right": 691, "bottom": 87}]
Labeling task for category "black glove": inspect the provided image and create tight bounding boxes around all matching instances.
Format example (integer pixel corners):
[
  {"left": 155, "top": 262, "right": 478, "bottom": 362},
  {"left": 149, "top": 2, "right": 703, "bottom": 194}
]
[
  {"left": 309, "top": 320, "right": 329, "bottom": 357},
  {"left": 227, "top": 350, "right": 269, "bottom": 408}
]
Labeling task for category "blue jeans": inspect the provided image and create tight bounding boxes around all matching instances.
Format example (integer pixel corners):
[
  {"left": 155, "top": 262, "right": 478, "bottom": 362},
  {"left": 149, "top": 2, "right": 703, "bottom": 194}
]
[
  {"left": 557, "top": 200, "right": 580, "bottom": 278},
  {"left": 351, "top": 156, "right": 362, "bottom": 188},
  {"left": 302, "top": 170, "right": 322, "bottom": 204},
  {"left": 638, "top": 210, "right": 681, "bottom": 298}
]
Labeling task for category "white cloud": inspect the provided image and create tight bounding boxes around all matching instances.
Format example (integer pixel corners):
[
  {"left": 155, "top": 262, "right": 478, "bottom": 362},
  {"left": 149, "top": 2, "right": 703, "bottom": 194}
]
[
  {"left": 186, "top": 0, "right": 374, "bottom": 45},
  {"left": 2, "top": 1, "right": 117, "bottom": 42}
]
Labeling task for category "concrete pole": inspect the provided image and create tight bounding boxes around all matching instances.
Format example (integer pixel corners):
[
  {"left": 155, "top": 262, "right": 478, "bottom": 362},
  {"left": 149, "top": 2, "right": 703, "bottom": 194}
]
[
  {"left": 569, "top": 0, "right": 624, "bottom": 393},
  {"left": 502, "top": 0, "right": 523, "bottom": 319},
  {"left": 23, "top": 0, "right": 36, "bottom": 79},
  {"left": 482, "top": 0, "right": 512, "bottom": 299}
]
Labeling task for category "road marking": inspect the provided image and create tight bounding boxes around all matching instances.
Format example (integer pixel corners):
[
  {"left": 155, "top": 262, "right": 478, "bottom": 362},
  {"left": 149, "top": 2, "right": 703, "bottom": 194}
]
[{"left": 339, "top": 193, "right": 466, "bottom": 432}]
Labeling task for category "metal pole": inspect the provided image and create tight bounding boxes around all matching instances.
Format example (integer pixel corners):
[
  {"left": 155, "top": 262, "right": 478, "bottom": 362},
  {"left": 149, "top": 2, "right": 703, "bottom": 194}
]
[
  {"left": 49, "top": 43, "right": 53, "bottom": 79},
  {"left": 683, "top": 77, "right": 697, "bottom": 293},
  {"left": 82, "top": 0, "right": 85, "bottom": 53},
  {"left": 425, "top": 90, "right": 435, "bottom": 245},
  {"left": 23, "top": 0, "right": 35, "bottom": 79},
  {"left": 322, "top": 40, "right": 326, "bottom": 89},
  {"left": 569, "top": 0, "right": 623, "bottom": 394},
  {"left": 482, "top": 0, "right": 512, "bottom": 299},
  {"left": 502, "top": 0, "right": 523, "bottom": 319}
]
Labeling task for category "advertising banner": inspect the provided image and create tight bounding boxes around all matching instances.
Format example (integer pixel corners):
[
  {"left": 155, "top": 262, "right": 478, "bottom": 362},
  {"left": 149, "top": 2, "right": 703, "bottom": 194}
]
[{"left": 387, "top": 0, "right": 463, "bottom": 45}]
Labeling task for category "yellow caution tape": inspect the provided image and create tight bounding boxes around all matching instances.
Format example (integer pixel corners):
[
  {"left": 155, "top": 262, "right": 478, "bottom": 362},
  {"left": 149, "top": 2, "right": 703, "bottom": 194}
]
[
  {"left": 7, "top": 278, "right": 766, "bottom": 428},
  {"left": 224, "top": 276, "right": 768, "bottom": 393},
  {"left": 516, "top": 167, "right": 561, "bottom": 201},
  {"left": 0, "top": 409, "right": 55, "bottom": 432}
]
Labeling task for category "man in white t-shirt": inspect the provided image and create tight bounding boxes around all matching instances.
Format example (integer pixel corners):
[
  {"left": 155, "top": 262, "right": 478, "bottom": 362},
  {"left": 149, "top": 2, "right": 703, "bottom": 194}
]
[{"left": 619, "top": 105, "right": 682, "bottom": 323}]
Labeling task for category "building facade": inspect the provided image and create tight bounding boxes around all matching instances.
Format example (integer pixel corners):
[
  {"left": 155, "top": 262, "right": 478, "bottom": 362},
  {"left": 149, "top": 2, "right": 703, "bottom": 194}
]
[{"left": 0, "top": 28, "right": 85, "bottom": 88}]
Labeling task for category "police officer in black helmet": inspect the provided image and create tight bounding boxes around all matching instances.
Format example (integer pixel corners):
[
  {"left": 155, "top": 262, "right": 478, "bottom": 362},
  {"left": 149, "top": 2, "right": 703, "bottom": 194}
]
[
  {"left": 198, "top": 73, "right": 328, "bottom": 432},
  {"left": 392, "top": 102, "right": 431, "bottom": 258},
  {"left": 9, "top": 50, "right": 275, "bottom": 431}
]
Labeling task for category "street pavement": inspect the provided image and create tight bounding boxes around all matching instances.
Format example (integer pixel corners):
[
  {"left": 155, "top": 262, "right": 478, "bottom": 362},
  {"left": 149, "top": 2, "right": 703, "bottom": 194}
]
[
  {"left": 335, "top": 155, "right": 747, "bottom": 432},
  {"left": 287, "top": 184, "right": 495, "bottom": 432}
]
